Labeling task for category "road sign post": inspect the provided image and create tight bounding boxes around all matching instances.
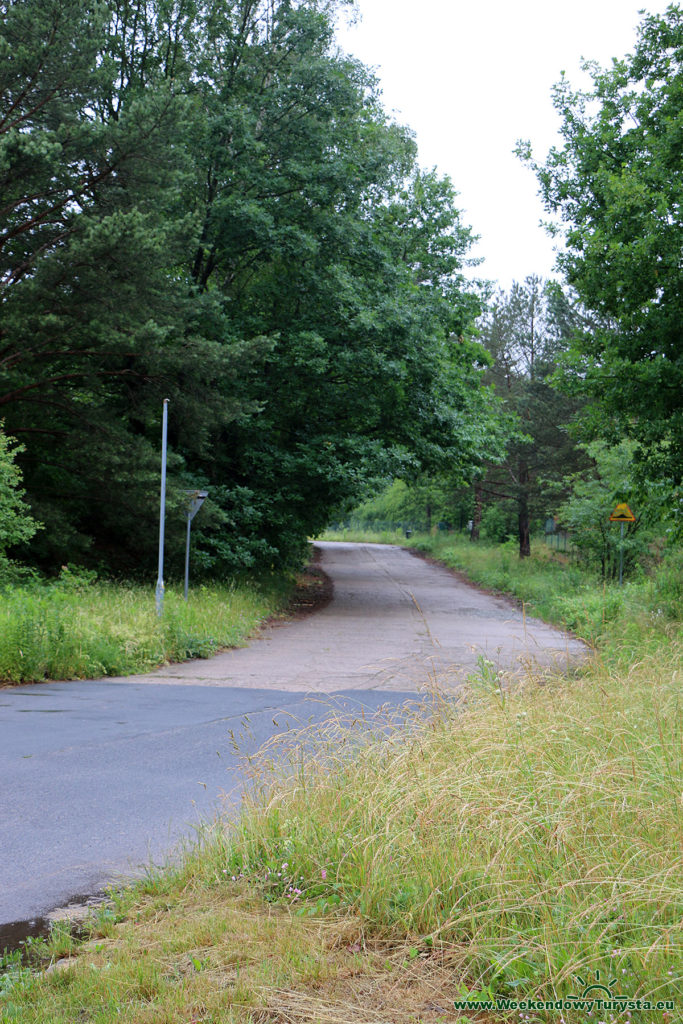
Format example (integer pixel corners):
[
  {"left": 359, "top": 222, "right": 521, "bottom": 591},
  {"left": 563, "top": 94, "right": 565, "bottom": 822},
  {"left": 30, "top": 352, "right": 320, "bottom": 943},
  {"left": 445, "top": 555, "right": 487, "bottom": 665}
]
[
  {"left": 609, "top": 503, "right": 636, "bottom": 586},
  {"left": 184, "top": 489, "right": 208, "bottom": 600},
  {"left": 619, "top": 520, "right": 624, "bottom": 586}
]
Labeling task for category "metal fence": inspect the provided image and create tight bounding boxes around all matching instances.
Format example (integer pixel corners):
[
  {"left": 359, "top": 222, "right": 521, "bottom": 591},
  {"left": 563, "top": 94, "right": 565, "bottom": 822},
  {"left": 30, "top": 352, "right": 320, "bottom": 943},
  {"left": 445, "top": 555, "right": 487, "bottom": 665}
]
[{"left": 543, "top": 518, "right": 573, "bottom": 553}]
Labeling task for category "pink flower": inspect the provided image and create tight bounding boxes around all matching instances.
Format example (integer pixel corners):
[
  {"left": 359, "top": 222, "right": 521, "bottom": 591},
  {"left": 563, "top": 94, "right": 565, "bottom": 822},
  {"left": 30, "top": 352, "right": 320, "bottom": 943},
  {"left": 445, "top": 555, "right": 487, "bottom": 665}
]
[{"left": 321, "top": 868, "right": 327, "bottom": 880}]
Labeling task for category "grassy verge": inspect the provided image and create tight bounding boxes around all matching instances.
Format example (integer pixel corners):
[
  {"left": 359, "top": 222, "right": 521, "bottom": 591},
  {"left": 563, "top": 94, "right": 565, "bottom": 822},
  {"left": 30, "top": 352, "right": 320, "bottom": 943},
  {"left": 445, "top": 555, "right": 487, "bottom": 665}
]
[
  {"left": 0, "top": 568, "right": 292, "bottom": 685},
  {"left": 2, "top": 540, "right": 681, "bottom": 1022}
]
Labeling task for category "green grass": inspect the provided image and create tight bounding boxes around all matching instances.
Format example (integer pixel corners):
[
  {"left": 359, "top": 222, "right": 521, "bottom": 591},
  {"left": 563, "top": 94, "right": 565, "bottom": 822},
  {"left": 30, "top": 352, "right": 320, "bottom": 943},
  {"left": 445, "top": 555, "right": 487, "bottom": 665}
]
[
  {"left": 2, "top": 539, "right": 681, "bottom": 1022},
  {"left": 0, "top": 572, "right": 290, "bottom": 684},
  {"left": 323, "top": 525, "right": 411, "bottom": 546}
]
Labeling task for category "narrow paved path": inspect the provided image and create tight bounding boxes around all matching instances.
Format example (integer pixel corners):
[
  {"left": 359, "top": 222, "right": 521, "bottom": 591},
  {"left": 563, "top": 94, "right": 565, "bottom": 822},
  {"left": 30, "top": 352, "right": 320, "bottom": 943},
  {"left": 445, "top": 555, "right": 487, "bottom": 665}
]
[
  {"left": 0, "top": 542, "right": 583, "bottom": 938},
  {"left": 135, "top": 542, "right": 584, "bottom": 690}
]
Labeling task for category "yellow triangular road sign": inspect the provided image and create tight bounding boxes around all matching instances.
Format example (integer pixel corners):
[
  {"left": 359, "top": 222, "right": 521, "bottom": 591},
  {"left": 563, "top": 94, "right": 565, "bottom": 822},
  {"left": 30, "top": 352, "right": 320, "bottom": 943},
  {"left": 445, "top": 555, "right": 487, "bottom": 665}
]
[{"left": 609, "top": 502, "right": 636, "bottom": 522}]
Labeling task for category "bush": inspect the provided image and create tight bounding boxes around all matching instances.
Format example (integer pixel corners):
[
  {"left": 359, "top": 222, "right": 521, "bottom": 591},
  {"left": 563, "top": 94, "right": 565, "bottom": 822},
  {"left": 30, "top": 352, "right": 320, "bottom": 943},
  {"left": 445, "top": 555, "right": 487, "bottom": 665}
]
[
  {"left": 479, "top": 503, "right": 513, "bottom": 542},
  {"left": 558, "top": 440, "right": 655, "bottom": 580},
  {"left": 0, "top": 428, "right": 40, "bottom": 555}
]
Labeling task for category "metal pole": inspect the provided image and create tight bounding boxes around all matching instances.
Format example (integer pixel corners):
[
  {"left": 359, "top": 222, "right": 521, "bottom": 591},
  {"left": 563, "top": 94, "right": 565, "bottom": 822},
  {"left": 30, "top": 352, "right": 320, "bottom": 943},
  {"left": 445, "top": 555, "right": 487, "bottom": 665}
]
[
  {"left": 155, "top": 399, "right": 169, "bottom": 617},
  {"left": 619, "top": 520, "right": 624, "bottom": 586},
  {"left": 184, "top": 511, "right": 191, "bottom": 601}
]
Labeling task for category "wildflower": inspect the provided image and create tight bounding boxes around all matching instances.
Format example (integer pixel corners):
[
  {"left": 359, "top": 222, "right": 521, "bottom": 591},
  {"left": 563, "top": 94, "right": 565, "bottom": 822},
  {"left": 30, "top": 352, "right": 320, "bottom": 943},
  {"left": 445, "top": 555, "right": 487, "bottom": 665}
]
[{"left": 321, "top": 867, "right": 327, "bottom": 880}]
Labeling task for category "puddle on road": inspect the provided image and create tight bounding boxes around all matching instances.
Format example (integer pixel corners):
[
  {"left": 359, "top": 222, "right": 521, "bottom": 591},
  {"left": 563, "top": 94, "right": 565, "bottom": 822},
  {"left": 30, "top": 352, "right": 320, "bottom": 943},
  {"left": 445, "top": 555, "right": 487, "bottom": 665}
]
[
  {"left": 0, "top": 915, "right": 52, "bottom": 952},
  {"left": 0, "top": 893, "right": 108, "bottom": 956}
]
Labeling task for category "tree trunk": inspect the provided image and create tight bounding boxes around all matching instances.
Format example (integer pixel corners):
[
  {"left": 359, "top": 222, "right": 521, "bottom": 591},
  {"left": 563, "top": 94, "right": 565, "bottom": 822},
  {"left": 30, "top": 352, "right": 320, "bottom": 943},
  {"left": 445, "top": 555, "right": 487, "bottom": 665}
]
[
  {"left": 471, "top": 481, "right": 482, "bottom": 542},
  {"left": 426, "top": 502, "right": 432, "bottom": 531},
  {"left": 518, "top": 458, "right": 531, "bottom": 557}
]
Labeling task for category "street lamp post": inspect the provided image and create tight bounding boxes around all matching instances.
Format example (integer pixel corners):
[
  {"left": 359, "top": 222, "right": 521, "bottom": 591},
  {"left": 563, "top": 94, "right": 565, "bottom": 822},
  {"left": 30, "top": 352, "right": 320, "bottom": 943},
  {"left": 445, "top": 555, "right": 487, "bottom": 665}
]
[{"left": 155, "top": 399, "right": 169, "bottom": 617}]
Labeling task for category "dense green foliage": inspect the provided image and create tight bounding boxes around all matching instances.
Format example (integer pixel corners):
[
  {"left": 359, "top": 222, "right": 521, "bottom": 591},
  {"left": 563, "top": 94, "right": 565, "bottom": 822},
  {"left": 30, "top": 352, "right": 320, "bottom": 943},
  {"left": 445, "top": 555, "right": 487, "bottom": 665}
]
[
  {"left": 342, "top": 476, "right": 473, "bottom": 532},
  {"left": 356, "top": 1, "right": 683, "bottom": 574},
  {"left": 520, "top": 5, "right": 683, "bottom": 491},
  {"left": 0, "top": 0, "right": 499, "bottom": 576},
  {"left": 0, "top": 428, "right": 39, "bottom": 556},
  {"left": 557, "top": 439, "right": 656, "bottom": 580}
]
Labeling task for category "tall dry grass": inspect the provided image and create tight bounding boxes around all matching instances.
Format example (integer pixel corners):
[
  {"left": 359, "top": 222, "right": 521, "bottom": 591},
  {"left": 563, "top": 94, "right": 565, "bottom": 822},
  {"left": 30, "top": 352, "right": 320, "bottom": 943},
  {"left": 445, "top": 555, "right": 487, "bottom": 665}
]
[{"left": 200, "top": 636, "right": 682, "bottom": 1017}]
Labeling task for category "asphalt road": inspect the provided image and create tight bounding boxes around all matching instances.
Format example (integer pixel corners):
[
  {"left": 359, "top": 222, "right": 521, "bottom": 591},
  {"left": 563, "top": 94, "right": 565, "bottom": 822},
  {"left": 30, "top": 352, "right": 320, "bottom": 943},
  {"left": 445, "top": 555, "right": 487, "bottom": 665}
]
[{"left": 0, "top": 542, "right": 584, "bottom": 939}]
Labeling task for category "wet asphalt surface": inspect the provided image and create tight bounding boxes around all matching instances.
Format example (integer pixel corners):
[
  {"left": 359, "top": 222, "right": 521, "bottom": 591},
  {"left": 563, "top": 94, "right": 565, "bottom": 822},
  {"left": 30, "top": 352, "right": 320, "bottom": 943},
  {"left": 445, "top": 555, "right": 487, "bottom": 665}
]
[{"left": 0, "top": 542, "right": 584, "bottom": 941}]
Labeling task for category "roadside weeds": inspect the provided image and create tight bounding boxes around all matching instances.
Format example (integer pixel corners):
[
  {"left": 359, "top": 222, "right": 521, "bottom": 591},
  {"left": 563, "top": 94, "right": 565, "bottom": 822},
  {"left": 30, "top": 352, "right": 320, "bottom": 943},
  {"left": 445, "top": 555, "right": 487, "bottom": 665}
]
[{"left": 0, "top": 557, "right": 331, "bottom": 688}]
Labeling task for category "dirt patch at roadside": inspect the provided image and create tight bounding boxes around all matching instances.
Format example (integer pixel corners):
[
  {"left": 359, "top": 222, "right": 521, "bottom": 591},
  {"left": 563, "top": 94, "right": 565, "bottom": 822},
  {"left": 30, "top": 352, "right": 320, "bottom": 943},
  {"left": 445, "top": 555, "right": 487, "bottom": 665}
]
[{"left": 286, "top": 553, "right": 334, "bottom": 621}]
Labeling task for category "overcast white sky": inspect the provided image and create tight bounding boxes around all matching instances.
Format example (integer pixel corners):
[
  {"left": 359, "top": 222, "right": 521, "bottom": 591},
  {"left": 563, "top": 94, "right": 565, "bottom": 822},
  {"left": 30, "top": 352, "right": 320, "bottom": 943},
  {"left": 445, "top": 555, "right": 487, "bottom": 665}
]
[{"left": 335, "top": 0, "right": 672, "bottom": 291}]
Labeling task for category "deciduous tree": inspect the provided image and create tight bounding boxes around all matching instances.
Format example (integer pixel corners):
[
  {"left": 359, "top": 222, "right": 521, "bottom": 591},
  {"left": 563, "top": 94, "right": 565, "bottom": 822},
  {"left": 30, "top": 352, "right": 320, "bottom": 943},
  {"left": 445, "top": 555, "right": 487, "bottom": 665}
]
[
  {"left": 1, "top": 0, "right": 507, "bottom": 574},
  {"left": 519, "top": 6, "right": 683, "bottom": 489}
]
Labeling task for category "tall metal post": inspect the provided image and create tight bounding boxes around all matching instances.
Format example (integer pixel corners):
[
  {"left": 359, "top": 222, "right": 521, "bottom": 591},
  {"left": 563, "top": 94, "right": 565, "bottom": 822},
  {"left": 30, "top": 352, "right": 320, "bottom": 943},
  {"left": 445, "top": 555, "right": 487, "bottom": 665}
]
[
  {"left": 183, "top": 489, "right": 208, "bottom": 601},
  {"left": 184, "top": 511, "right": 192, "bottom": 601},
  {"left": 609, "top": 504, "right": 635, "bottom": 586},
  {"left": 619, "top": 520, "right": 624, "bottom": 587},
  {"left": 155, "top": 399, "right": 169, "bottom": 616}
]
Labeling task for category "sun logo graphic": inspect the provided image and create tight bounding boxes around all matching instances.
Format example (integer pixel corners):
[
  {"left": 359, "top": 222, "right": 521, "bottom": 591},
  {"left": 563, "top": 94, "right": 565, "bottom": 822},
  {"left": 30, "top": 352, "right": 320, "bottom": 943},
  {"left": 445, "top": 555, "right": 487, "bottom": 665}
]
[
  {"left": 571, "top": 969, "right": 621, "bottom": 1000},
  {"left": 565, "top": 966, "right": 630, "bottom": 1007}
]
